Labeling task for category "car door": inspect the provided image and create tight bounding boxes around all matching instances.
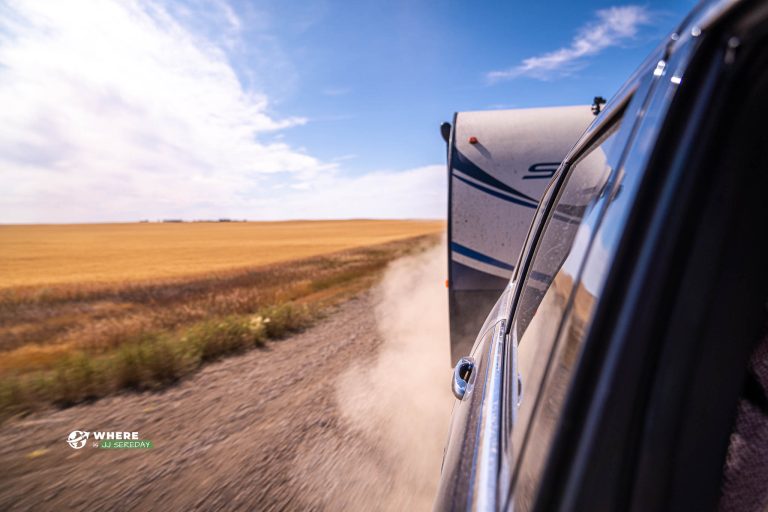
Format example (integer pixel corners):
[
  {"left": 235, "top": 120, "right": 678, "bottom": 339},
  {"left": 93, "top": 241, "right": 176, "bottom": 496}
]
[
  {"left": 436, "top": 288, "right": 512, "bottom": 511},
  {"left": 502, "top": 4, "right": 768, "bottom": 509}
]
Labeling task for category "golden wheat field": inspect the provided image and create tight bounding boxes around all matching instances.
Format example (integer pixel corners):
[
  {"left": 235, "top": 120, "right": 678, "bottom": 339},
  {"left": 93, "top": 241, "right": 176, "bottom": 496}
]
[
  {"left": 0, "top": 221, "right": 443, "bottom": 420},
  {"left": 0, "top": 220, "right": 444, "bottom": 288}
]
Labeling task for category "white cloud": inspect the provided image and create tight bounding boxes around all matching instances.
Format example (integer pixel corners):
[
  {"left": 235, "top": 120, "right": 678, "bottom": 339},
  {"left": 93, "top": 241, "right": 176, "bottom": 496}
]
[
  {"left": 0, "top": 0, "right": 445, "bottom": 223},
  {"left": 488, "top": 5, "right": 651, "bottom": 81},
  {"left": 0, "top": 0, "right": 327, "bottom": 223},
  {"left": 254, "top": 165, "right": 446, "bottom": 220}
]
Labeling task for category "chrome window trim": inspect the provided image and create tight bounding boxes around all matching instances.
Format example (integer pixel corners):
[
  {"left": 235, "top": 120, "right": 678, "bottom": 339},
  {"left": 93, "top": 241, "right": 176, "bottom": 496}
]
[{"left": 467, "top": 321, "right": 507, "bottom": 511}]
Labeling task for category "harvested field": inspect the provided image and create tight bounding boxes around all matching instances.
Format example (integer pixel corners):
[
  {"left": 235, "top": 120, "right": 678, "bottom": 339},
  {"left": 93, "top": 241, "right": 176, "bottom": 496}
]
[
  {"left": 0, "top": 222, "right": 443, "bottom": 420},
  {"left": 0, "top": 220, "right": 444, "bottom": 288}
]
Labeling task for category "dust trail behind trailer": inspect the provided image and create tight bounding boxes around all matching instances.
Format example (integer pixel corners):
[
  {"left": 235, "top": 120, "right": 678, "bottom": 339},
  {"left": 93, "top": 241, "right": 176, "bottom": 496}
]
[{"left": 445, "top": 106, "right": 594, "bottom": 363}]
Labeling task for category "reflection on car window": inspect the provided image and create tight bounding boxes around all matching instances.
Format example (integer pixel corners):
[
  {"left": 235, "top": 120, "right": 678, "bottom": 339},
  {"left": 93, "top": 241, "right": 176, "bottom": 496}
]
[
  {"left": 508, "top": 122, "right": 621, "bottom": 485},
  {"left": 515, "top": 127, "right": 619, "bottom": 342},
  {"left": 514, "top": 177, "right": 558, "bottom": 283}
]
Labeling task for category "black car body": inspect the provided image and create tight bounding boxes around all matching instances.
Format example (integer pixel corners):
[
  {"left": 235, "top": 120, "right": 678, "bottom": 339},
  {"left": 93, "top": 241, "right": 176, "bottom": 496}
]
[{"left": 436, "top": 0, "right": 768, "bottom": 510}]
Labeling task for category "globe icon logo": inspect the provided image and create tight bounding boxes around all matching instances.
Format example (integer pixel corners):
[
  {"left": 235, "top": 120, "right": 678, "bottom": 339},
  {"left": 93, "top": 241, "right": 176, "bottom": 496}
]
[{"left": 67, "top": 430, "right": 89, "bottom": 449}]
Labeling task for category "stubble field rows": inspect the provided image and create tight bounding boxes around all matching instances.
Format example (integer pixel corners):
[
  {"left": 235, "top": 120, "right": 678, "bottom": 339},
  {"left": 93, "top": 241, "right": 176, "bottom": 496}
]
[{"left": 0, "top": 220, "right": 444, "bottom": 420}]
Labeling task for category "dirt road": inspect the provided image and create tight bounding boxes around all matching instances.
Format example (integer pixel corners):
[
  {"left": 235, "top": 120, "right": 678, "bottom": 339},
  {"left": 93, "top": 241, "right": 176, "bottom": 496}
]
[{"left": 0, "top": 244, "right": 453, "bottom": 511}]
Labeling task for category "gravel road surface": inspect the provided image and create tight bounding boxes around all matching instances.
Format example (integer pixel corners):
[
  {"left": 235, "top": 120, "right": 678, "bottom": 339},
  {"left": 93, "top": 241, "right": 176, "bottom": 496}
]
[{"left": 0, "top": 245, "right": 453, "bottom": 511}]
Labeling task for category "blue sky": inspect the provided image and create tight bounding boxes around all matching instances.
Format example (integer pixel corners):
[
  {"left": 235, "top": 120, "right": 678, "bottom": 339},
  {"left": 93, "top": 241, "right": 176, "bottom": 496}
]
[{"left": 0, "top": 0, "right": 694, "bottom": 223}]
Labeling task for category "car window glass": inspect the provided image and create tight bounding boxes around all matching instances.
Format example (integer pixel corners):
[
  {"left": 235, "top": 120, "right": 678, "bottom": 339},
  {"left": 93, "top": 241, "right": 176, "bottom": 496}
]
[
  {"left": 514, "top": 127, "right": 619, "bottom": 342},
  {"left": 513, "top": 177, "right": 558, "bottom": 282},
  {"left": 508, "top": 123, "right": 622, "bottom": 470}
]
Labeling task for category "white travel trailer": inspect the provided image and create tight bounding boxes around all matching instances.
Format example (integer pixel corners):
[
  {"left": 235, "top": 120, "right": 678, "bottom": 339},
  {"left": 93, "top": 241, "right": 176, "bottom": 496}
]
[{"left": 445, "top": 106, "right": 594, "bottom": 363}]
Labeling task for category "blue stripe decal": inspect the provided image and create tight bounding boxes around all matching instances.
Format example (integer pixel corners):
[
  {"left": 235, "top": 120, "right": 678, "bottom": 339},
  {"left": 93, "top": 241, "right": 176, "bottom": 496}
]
[
  {"left": 453, "top": 174, "right": 538, "bottom": 209},
  {"left": 453, "top": 150, "right": 538, "bottom": 203},
  {"left": 451, "top": 242, "right": 515, "bottom": 272}
]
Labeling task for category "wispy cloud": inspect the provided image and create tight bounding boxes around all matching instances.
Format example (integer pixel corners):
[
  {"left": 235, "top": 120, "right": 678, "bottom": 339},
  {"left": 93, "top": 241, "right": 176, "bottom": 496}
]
[{"left": 488, "top": 5, "right": 651, "bottom": 82}]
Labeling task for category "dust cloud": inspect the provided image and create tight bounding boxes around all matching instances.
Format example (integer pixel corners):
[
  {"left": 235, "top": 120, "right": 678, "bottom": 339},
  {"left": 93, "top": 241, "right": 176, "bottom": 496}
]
[{"left": 292, "top": 239, "right": 454, "bottom": 511}]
